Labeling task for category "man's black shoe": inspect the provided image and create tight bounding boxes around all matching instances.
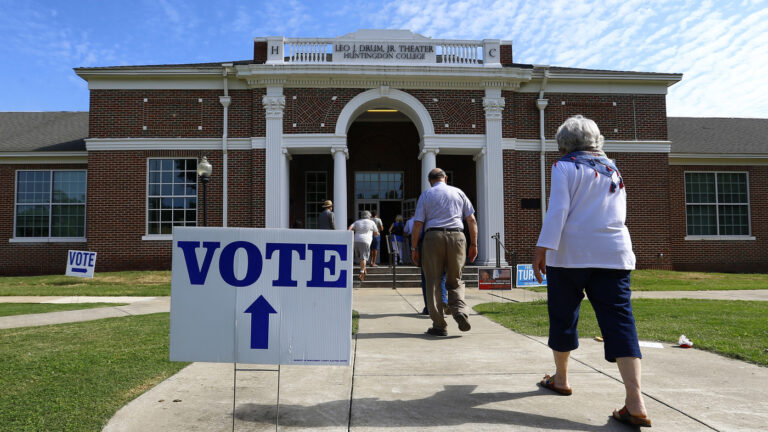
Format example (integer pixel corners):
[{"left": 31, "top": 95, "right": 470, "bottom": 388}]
[
  {"left": 420, "top": 308, "right": 429, "bottom": 315},
  {"left": 454, "top": 313, "right": 471, "bottom": 332},
  {"left": 426, "top": 327, "right": 448, "bottom": 336}
]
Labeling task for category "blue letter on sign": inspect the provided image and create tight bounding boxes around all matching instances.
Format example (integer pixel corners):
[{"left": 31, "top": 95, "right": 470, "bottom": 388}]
[
  {"left": 178, "top": 241, "right": 221, "bottom": 285},
  {"left": 266, "top": 243, "right": 306, "bottom": 287},
  {"left": 307, "top": 244, "right": 347, "bottom": 288},
  {"left": 219, "top": 241, "right": 263, "bottom": 287}
]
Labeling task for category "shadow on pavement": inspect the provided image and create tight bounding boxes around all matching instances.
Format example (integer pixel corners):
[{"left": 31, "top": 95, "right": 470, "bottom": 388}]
[{"left": 235, "top": 384, "right": 617, "bottom": 431}]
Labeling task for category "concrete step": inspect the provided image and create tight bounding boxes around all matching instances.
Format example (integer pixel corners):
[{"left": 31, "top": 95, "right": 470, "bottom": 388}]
[{"left": 353, "top": 265, "right": 480, "bottom": 289}]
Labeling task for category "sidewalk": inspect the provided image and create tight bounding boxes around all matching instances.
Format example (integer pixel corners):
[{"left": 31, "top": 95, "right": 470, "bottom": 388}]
[
  {"left": 95, "top": 288, "right": 768, "bottom": 432},
  {"left": 0, "top": 297, "right": 169, "bottom": 329}
]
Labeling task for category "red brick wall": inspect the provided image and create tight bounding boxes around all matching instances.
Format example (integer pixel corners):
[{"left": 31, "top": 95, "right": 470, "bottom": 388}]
[
  {"left": 252, "top": 88, "right": 266, "bottom": 137},
  {"left": 500, "top": 45, "right": 513, "bottom": 65},
  {"left": 252, "top": 149, "right": 266, "bottom": 228},
  {"left": 254, "top": 41, "right": 267, "bottom": 64},
  {"left": 406, "top": 90, "right": 485, "bottom": 134},
  {"left": 85, "top": 149, "right": 265, "bottom": 271},
  {"left": 669, "top": 165, "right": 768, "bottom": 272},
  {"left": 0, "top": 163, "right": 89, "bottom": 275},
  {"left": 503, "top": 93, "right": 668, "bottom": 141},
  {"left": 503, "top": 150, "right": 671, "bottom": 270},
  {"left": 90, "top": 89, "right": 253, "bottom": 138},
  {"left": 283, "top": 88, "right": 365, "bottom": 134}
]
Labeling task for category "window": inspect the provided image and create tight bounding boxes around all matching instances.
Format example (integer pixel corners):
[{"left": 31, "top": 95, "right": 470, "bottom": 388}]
[
  {"left": 15, "top": 170, "right": 87, "bottom": 238},
  {"left": 147, "top": 159, "right": 197, "bottom": 235},
  {"left": 354, "top": 172, "right": 403, "bottom": 200},
  {"left": 685, "top": 172, "right": 750, "bottom": 236},
  {"left": 305, "top": 171, "right": 327, "bottom": 229}
]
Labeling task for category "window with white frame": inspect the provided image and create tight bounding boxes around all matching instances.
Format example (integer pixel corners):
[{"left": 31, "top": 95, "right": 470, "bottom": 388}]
[
  {"left": 15, "top": 170, "right": 87, "bottom": 238},
  {"left": 305, "top": 171, "right": 327, "bottom": 229},
  {"left": 147, "top": 159, "right": 198, "bottom": 235},
  {"left": 685, "top": 172, "right": 750, "bottom": 236}
]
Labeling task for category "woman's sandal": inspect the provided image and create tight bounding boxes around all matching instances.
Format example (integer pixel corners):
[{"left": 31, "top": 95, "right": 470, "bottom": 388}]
[
  {"left": 613, "top": 406, "right": 652, "bottom": 427},
  {"left": 538, "top": 374, "right": 572, "bottom": 396},
  {"left": 358, "top": 269, "right": 366, "bottom": 281}
]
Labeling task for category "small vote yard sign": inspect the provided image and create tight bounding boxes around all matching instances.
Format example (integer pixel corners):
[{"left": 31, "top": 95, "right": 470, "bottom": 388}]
[
  {"left": 66, "top": 250, "right": 97, "bottom": 278},
  {"left": 170, "top": 227, "right": 354, "bottom": 366},
  {"left": 515, "top": 264, "right": 547, "bottom": 287}
]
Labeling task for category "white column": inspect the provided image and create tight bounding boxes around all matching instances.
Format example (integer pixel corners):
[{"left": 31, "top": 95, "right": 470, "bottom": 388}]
[
  {"left": 331, "top": 146, "right": 348, "bottom": 230},
  {"left": 474, "top": 148, "right": 489, "bottom": 264},
  {"left": 480, "top": 89, "right": 507, "bottom": 266},
  {"left": 282, "top": 148, "right": 291, "bottom": 228},
  {"left": 419, "top": 147, "right": 439, "bottom": 192},
  {"left": 262, "top": 87, "right": 285, "bottom": 228}
]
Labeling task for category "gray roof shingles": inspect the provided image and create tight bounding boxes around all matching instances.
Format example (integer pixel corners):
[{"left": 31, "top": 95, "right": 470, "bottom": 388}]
[
  {"left": 0, "top": 112, "right": 88, "bottom": 152},
  {"left": 668, "top": 117, "right": 768, "bottom": 155}
]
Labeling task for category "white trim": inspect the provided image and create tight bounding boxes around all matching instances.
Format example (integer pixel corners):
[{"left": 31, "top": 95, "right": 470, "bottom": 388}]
[
  {"left": 86, "top": 138, "right": 252, "bottom": 151},
  {"left": 503, "top": 139, "right": 672, "bottom": 153},
  {"left": 9, "top": 237, "right": 87, "bottom": 243},
  {"left": 283, "top": 134, "right": 346, "bottom": 153},
  {"left": 336, "top": 88, "right": 435, "bottom": 137},
  {"left": 422, "top": 134, "right": 485, "bottom": 154},
  {"left": 684, "top": 236, "right": 756, "bottom": 241},
  {"left": 670, "top": 154, "right": 768, "bottom": 166},
  {"left": 517, "top": 81, "right": 672, "bottom": 95},
  {"left": 142, "top": 234, "right": 174, "bottom": 241},
  {"left": 251, "top": 137, "right": 266, "bottom": 149},
  {"left": 0, "top": 152, "right": 88, "bottom": 164}
]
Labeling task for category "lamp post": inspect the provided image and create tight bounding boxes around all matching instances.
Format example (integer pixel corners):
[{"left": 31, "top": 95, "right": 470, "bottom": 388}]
[{"left": 197, "top": 156, "right": 213, "bottom": 227}]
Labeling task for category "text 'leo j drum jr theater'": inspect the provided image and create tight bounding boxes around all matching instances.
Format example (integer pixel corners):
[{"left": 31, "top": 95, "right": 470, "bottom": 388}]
[{"left": 3, "top": 29, "right": 767, "bottom": 275}]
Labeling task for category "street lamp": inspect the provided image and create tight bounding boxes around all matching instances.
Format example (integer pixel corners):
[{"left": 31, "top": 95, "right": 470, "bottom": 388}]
[{"left": 197, "top": 156, "right": 213, "bottom": 227}]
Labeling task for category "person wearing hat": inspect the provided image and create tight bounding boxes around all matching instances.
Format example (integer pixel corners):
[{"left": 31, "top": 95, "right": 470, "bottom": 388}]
[{"left": 318, "top": 200, "right": 335, "bottom": 230}]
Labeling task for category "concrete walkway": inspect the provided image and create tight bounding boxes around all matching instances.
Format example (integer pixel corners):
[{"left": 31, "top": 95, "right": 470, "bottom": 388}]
[
  {"left": 0, "top": 297, "right": 169, "bottom": 329},
  {"left": 2, "top": 290, "right": 768, "bottom": 431}
]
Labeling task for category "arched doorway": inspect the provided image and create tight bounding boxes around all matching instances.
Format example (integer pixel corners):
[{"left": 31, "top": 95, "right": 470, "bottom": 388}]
[{"left": 346, "top": 110, "right": 420, "bottom": 263}]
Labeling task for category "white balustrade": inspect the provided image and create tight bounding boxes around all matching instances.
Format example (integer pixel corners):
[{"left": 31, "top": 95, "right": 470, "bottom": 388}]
[{"left": 277, "top": 37, "right": 485, "bottom": 66}]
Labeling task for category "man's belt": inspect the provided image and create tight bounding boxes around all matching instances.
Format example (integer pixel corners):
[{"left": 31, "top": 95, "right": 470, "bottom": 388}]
[{"left": 426, "top": 227, "right": 463, "bottom": 232}]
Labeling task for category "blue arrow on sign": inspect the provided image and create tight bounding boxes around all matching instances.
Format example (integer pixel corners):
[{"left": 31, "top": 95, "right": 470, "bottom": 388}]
[{"left": 244, "top": 295, "right": 277, "bottom": 349}]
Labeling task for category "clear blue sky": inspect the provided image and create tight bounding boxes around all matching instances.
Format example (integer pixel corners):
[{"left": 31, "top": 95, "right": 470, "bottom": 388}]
[{"left": 1, "top": 0, "right": 766, "bottom": 118}]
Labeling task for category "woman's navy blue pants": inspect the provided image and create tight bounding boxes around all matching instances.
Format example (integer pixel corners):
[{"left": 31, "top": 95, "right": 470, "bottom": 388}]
[{"left": 545, "top": 267, "right": 642, "bottom": 362}]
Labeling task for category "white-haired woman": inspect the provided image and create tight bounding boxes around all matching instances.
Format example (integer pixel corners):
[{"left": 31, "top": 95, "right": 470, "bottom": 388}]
[
  {"left": 348, "top": 211, "right": 379, "bottom": 281},
  {"left": 533, "top": 115, "right": 650, "bottom": 427}
]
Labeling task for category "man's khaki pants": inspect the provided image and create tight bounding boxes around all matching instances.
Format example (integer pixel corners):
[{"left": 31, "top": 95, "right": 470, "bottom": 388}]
[{"left": 422, "top": 230, "right": 469, "bottom": 329}]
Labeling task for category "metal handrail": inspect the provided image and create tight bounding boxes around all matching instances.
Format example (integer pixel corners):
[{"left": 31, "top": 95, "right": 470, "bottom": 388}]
[{"left": 490, "top": 232, "right": 511, "bottom": 268}]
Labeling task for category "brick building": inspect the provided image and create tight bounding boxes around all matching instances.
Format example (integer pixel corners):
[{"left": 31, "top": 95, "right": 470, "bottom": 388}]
[{"left": 1, "top": 30, "right": 765, "bottom": 274}]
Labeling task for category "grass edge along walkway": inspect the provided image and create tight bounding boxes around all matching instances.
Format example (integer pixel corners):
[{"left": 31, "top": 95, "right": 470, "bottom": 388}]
[
  {"left": 0, "top": 303, "right": 128, "bottom": 317},
  {"left": 475, "top": 298, "right": 768, "bottom": 367}
]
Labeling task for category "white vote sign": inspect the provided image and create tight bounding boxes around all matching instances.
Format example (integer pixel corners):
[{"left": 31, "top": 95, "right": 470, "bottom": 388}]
[
  {"left": 170, "top": 227, "right": 353, "bottom": 365},
  {"left": 65, "top": 250, "right": 97, "bottom": 278}
]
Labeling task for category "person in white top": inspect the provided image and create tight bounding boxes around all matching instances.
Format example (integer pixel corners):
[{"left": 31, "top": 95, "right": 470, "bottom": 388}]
[
  {"left": 533, "top": 115, "right": 651, "bottom": 428},
  {"left": 348, "top": 211, "right": 379, "bottom": 281}
]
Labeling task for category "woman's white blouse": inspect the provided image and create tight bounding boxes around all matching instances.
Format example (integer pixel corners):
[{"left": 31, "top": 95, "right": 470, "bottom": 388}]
[{"left": 536, "top": 160, "right": 636, "bottom": 270}]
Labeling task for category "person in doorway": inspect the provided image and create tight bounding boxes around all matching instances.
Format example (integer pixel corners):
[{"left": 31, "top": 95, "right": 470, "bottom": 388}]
[
  {"left": 369, "top": 210, "right": 384, "bottom": 267},
  {"left": 348, "top": 211, "right": 379, "bottom": 281},
  {"left": 318, "top": 200, "right": 335, "bottom": 230},
  {"left": 403, "top": 211, "right": 416, "bottom": 265},
  {"left": 532, "top": 115, "right": 650, "bottom": 427},
  {"left": 388, "top": 215, "right": 405, "bottom": 264},
  {"left": 411, "top": 168, "right": 478, "bottom": 337}
]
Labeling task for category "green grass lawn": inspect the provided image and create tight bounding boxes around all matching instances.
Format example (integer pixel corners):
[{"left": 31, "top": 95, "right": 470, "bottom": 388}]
[
  {"left": 475, "top": 298, "right": 768, "bottom": 366},
  {"left": 631, "top": 270, "right": 768, "bottom": 291},
  {"left": 0, "top": 303, "right": 127, "bottom": 317},
  {"left": 0, "top": 313, "right": 188, "bottom": 432},
  {"left": 524, "top": 269, "right": 768, "bottom": 292},
  {"left": 0, "top": 271, "right": 171, "bottom": 297}
]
